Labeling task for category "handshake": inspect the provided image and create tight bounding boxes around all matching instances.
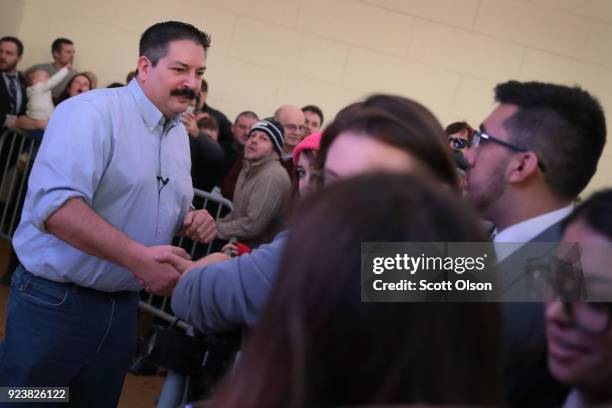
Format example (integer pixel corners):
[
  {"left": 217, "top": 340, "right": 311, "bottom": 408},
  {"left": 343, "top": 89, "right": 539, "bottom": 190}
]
[
  {"left": 132, "top": 245, "right": 195, "bottom": 296},
  {"left": 129, "top": 209, "right": 218, "bottom": 296}
]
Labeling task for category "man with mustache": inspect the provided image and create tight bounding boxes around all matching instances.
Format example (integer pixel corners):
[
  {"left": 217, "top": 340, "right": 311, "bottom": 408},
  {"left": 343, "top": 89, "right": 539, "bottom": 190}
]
[{"left": 0, "top": 21, "right": 216, "bottom": 406}]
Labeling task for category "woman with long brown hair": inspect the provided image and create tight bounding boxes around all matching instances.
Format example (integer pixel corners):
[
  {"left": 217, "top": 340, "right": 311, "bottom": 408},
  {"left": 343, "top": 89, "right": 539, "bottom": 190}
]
[{"left": 210, "top": 173, "right": 502, "bottom": 407}]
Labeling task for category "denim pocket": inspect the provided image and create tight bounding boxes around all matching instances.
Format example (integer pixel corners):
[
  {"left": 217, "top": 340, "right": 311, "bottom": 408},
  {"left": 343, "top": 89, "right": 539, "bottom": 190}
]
[{"left": 18, "top": 275, "right": 70, "bottom": 307}]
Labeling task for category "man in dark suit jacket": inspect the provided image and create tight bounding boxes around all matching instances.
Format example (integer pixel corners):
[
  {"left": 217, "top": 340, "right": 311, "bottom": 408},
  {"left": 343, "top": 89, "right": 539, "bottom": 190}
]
[
  {"left": 497, "top": 223, "right": 566, "bottom": 407},
  {"left": 0, "top": 36, "right": 27, "bottom": 129},
  {"left": 463, "top": 81, "right": 607, "bottom": 407},
  {"left": 198, "top": 78, "right": 233, "bottom": 145},
  {"left": 0, "top": 36, "right": 28, "bottom": 285}
]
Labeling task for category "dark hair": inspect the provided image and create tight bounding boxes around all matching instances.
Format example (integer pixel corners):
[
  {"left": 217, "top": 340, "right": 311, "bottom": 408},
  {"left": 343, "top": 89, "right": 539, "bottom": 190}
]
[
  {"left": 212, "top": 173, "right": 502, "bottom": 407},
  {"left": 51, "top": 38, "right": 73, "bottom": 54},
  {"left": 106, "top": 82, "right": 124, "bottom": 88},
  {"left": 200, "top": 78, "right": 208, "bottom": 93},
  {"left": 318, "top": 94, "right": 458, "bottom": 189},
  {"left": 561, "top": 189, "right": 612, "bottom": 240},
  {"left": 139, "top": 21, "right": 210, "bottom": 66},
  {"left": 55, "top": 73, "right": 91, "bottom": 105},
  {"left": 495, "top": 81, "right": 606, "bottom": 200},
  {"left": 197, "top": 115, "right": 219, "bottom": 132},
  {"left": 0, "top": 36, "right": 24, "bottom": 56},
  {"left": 445, "top": 121, "right": 474, "bottom": 142},
  {"left": 234, "top": 110, "right": 258, "bottom": 125},
  {"left": 302, "top": 104, "right": 324, "bottom": 125},
  {"left": 125, "top": 70, "right": 136, "bottom": 83}
]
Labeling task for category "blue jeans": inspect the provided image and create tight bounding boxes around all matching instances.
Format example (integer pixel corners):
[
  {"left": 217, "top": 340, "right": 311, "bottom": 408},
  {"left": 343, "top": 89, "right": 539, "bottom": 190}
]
[{"left": 0, "top": 265, "right": 139, "bottom": 407}]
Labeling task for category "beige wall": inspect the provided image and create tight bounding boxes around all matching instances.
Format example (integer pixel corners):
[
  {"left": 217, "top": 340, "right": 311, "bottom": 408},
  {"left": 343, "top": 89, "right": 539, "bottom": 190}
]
[
  {"left": 0, "top": 0, "right": 25, "bottom": 38},
  {"left": 4, "top": 0, "right": 612, "bottom": 194}
]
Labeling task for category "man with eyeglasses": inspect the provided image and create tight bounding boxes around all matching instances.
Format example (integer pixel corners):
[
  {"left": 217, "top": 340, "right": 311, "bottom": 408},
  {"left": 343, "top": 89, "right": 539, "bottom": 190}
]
[
  {"left": 546, "top": 189, "right": 612, "bottom": 408},
  {"left": 274, "top": 104, "right": 306, "bottom": 178},
  {"left": 463, "top": 81, "right": 607, "bottom": 407}
]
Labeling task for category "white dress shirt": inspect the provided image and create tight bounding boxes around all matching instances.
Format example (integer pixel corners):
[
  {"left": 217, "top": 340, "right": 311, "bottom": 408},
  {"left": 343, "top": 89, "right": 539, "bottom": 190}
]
[{"left": 493, "top": 204, "right": 574, "bottom": 262}]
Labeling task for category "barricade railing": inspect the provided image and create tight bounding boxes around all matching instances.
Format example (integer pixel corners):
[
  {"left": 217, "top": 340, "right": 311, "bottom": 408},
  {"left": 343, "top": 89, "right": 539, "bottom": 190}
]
[
  {"left": 138, "top": 187, "right": 233, "bottom": 324},
  {"left": 137, "top": 187, "right": 237, "bottom": 407},
  {"left": 0, "top": 128, "right": 41, "bottom": 241}
]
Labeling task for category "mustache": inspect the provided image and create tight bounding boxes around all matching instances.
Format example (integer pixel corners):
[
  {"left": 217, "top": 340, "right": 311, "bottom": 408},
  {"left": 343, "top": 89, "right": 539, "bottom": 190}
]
[{"left": 170, "top": 88, "right": 196, "bottom": 100}]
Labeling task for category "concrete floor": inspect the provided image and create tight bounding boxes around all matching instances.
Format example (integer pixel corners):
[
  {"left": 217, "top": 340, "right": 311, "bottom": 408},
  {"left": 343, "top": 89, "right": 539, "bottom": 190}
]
[{"left": 0, "top": 239, "right": 166, "bottom": 407}]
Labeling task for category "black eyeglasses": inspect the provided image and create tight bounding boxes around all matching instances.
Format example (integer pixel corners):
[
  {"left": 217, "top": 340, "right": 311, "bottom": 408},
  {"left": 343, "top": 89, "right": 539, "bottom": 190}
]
[
  {"left": 470, "top": 130, "right": 547, "bottom": 172},
  {"left": 449, "top": 136, "right": 468, "bottom": 150}
]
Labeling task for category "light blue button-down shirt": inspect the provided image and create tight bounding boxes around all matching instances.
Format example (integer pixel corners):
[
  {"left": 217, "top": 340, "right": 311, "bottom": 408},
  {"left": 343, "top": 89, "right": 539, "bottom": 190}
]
[{"left": 13, "top": 80, "right": 193, "bottom": 292}]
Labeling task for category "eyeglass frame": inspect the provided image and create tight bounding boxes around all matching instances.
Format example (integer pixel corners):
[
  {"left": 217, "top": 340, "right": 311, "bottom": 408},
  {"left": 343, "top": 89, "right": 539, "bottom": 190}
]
[
  {"left": 469, "top": 130, "right": 547, "bottom": 173},
  {"left": 282, "top": 123, "right": 306, "bottom": 133}
]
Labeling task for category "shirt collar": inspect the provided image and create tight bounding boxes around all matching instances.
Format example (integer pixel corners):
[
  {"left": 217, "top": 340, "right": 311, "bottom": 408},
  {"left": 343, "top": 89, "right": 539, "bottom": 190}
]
[
  {"left": 244, "top": 153, "right": 278, "bottom": 174},
  {"left": 494, "top": 205, "right": 574, "bottom": 244},
  {"left": 493, "top": 204, "right": 574, "bottom": 261},
  {"left": 127, "top": 79, "right": 181, "bottom": 131}
]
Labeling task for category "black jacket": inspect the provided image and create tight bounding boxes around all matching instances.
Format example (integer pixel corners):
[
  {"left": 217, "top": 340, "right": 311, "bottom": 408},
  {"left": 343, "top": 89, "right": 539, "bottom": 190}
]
[
  {"left": 500, "top": 221, "right": 570, "bottom": 407},
  {"left": 0, "top": 72, "right": 27, "bottom": 126}
]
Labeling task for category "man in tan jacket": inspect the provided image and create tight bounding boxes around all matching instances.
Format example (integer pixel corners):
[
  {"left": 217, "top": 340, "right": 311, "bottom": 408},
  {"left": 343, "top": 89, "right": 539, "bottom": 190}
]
[{"left": 217, "top": 119, "right": 291, "bottom": 248}]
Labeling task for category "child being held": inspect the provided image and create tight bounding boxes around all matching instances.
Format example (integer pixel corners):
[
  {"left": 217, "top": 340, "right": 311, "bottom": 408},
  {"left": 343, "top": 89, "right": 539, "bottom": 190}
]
[{"left": 25, "top": 66, "right": 69, "bottom": 120}]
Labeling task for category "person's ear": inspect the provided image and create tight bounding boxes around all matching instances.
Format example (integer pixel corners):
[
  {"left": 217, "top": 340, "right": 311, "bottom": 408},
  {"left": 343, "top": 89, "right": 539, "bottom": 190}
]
[
  {"left": 137, "top": 56, "right": 152, "bottom": 82},
  {"left": 507, "top": 152, "right": 540, "bottom": 183}
]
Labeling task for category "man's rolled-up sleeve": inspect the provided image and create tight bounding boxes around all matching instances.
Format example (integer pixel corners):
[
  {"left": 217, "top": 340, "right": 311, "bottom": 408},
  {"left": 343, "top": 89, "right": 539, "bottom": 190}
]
[{"left": 26, "top": 99, "right": 110, "bottom": 231}]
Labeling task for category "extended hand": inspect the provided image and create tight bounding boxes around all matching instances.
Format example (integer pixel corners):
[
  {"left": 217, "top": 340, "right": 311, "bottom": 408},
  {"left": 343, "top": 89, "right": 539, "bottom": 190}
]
[
  {"left": 156, "top": 251, "right": 231, "bottom": 278},
  {"left": 181, "top": 209, "right": 217, "bottom": 243},
  {"left": 155, "top": 251, "right": 195, "bottom": 276},
  {"left": 131, "top": 245, "right": 190, "bottom": 296}
]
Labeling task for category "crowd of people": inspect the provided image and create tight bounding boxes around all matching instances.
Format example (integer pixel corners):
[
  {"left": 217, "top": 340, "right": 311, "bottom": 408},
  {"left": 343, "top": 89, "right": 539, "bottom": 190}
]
[{"left": 0, "top": 19, "right": 611, "bottom": 408}]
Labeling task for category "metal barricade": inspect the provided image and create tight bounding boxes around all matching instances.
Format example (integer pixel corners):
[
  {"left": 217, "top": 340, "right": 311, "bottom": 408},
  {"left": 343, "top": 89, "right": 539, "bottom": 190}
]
[
  {"left": 138, "top": 187, "right": 233, "bottom": 324},
  {"left": 137, "top": 187, "right": 236, "bottom": 408},
  {"left": 0, "top": 128, "right": 40, "bottom": 241}
]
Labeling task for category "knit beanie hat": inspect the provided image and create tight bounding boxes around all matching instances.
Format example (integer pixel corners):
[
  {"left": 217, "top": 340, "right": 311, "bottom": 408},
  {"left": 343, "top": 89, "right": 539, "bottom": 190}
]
[
  {"left": 292, "top": 131, "right": 323, "bottom": 165},
  {"left": 249, "top": 119, "right": 285, "bottom": 154}
]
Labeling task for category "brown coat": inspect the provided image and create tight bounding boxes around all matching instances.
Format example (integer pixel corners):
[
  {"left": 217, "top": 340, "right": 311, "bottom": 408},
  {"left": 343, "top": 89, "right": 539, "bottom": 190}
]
[{"left": 217, "top": 154, "right": 291, "bottom": 248}]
